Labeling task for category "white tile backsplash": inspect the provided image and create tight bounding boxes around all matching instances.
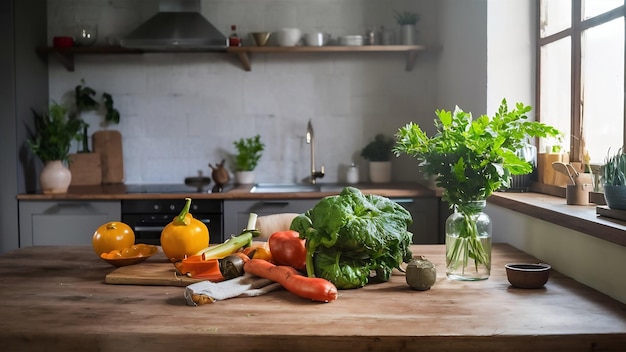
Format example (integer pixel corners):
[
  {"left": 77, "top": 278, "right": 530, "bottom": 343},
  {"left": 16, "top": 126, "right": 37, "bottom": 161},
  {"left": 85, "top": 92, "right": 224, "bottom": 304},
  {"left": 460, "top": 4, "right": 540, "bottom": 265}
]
[{"left": 48, "top": 0, "right": 438, "bottom": 184}]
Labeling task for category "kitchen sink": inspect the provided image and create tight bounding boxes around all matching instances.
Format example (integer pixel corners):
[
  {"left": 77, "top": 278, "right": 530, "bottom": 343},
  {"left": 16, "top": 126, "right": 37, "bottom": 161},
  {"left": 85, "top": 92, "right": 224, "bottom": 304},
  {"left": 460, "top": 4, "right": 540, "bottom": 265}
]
[
  {"left": 250, "top": 183, "right": 348, "bottom": 193},
  {"left": 250, "top": 183, "right": 320, "bottom": 193}
]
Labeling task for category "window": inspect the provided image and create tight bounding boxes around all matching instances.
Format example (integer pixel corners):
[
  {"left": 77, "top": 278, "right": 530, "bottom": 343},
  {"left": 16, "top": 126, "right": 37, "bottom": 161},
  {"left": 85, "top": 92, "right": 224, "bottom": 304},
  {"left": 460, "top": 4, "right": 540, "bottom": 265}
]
[{"left": 537, "top": 0, "right": 625, "bottom": 165}]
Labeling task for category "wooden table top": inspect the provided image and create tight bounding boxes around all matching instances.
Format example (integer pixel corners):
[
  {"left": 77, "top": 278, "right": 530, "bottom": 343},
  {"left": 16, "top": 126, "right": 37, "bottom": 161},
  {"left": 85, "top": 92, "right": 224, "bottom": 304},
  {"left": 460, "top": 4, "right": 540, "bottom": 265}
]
[{"left": 1, "top": 244, "right": 625, "bottom": 352}]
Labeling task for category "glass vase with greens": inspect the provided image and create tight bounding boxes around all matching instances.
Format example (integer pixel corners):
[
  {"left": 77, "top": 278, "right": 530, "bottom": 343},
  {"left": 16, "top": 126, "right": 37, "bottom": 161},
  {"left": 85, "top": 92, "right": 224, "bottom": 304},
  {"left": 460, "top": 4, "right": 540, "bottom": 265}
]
[{"left": 394, "top": 99, "right": 560, "bottom": 280}]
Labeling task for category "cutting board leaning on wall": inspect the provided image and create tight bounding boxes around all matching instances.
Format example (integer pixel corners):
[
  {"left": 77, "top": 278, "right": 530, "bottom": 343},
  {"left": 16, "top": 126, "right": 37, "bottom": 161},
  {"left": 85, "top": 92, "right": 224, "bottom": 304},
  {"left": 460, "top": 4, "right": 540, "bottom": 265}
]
[{"left": 93, "top": 130, "right": 124, "bottom": 183}]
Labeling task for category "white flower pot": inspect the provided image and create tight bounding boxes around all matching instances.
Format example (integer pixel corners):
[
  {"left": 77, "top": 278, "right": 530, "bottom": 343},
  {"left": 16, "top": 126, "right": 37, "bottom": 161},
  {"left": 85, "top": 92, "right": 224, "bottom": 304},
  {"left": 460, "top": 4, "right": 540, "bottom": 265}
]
[
  {"left": 369, "top": 161, "right": 391, "bottom": 183},
  {"left": 40, "top": 160, "right": 72, "bottom": 194},
  {"left": 235, "top": 171, "right": 256, "bottom": 185}
]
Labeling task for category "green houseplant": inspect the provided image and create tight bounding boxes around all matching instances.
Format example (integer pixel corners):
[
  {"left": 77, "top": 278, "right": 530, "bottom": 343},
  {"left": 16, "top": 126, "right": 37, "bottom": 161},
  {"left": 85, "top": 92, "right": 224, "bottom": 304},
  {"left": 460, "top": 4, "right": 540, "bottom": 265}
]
[
  {"left": 602, "top": 147, "right": 626, "bottom": 210},
  {"left": 27, "top": 102, "right": 83, "bottom": 194},
  {"left": 27, "top": 102, "right": 82, "bottom": 163},
  {"left": 233, "top": 134, "right": 265, "bottom": 185},
  {"left": 68, "top": 79, "right": 123, "bottom": 185},
  {"left": 394, "top": 99, "right": 560, "bottom": 280},
  {"left": 70, "top": 79, "right": 120, "bottom": 153},
  {"left": 362, "top": 134, "right": 394, "bottom": 183},
  {"left": 361, "top": 134, "right": 394, "bottom": 162},
  {"left": 394, "top": 10, "right": 420, "bottom": 25},
  {"left": 394, "top": 10, "right": 420, "bottom": 45}
]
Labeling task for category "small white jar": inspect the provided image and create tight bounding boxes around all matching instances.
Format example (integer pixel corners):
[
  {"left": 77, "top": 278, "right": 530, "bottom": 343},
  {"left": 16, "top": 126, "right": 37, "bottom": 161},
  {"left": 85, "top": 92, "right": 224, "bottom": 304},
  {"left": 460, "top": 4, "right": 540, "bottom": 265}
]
[{"left": 347, "top": 163, "right": 359, "bottom": 184}]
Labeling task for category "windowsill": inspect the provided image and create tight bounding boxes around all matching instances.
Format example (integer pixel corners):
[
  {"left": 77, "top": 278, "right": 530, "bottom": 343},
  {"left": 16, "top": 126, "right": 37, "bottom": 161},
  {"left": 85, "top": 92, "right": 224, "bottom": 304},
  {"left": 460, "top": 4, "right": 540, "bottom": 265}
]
[{"left": 488, "top": 191, "right": 626, "bottom": 247}]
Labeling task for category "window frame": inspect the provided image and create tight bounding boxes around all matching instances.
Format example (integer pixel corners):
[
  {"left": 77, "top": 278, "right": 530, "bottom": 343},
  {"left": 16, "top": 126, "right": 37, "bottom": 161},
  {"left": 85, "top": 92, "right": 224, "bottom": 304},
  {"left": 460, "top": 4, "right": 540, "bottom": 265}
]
[{"left": 535, "top": 0, "right": 626, "bottom": 164}]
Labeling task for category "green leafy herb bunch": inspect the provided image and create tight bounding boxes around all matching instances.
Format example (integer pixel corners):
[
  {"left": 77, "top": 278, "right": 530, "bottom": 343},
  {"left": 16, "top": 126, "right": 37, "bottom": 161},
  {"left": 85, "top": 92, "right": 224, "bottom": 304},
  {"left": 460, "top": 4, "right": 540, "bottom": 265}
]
[{"left": 393, "top": 99, "right": 561, "bottom": 206}]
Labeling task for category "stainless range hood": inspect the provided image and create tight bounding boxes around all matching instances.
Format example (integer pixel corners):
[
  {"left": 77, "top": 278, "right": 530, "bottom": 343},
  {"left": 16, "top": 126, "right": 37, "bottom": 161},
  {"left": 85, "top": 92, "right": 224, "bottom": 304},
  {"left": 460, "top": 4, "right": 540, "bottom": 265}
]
[{"left": 120, "top": 0, "right": 227, "bottom": 51}]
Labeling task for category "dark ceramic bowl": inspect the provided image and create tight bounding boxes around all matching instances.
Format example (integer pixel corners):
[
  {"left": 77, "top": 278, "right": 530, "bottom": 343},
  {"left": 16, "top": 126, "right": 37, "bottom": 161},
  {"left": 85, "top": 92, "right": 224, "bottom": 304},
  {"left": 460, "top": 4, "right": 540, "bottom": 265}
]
[{"left": 505, "top": 263, "right": 551, "bottom": 289}]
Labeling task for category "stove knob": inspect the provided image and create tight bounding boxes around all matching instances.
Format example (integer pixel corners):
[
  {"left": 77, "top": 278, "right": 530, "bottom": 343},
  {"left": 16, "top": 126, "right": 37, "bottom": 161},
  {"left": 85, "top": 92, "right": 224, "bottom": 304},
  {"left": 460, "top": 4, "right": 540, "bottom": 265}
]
[
  {"left": 169, "top": 204, "right": 176, "bottom": 211},
  {"left": 192, "top": 204, "right": 199, "bottom": 211},
  {"left": 153, "top": 204, "right": 161, "bottom": 211}
]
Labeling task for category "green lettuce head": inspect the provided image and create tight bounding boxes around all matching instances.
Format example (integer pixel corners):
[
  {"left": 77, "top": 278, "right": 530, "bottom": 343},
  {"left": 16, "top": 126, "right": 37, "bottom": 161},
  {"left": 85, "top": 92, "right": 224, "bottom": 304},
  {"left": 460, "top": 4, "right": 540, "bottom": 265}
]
[{"left": 291, "top": 187, "right": 413, "bottom": 289}]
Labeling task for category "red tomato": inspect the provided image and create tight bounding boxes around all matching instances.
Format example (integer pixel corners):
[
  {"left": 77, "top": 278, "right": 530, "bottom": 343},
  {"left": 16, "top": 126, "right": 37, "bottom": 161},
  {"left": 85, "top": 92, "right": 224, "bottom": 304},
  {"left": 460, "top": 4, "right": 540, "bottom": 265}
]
[{"left": 268, "top": 230, "right": 306, "bottom": 270}]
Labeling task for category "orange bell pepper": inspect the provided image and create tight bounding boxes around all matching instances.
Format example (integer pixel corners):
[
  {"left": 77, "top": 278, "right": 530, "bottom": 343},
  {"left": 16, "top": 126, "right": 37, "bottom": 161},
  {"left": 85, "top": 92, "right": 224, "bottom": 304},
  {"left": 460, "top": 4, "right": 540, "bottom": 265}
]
[
  {"left": 174, "top": 252, "right": 251, "bottom": 281},
  {"left": 175, "top": 255, "right": 224, "bottom": 282}
]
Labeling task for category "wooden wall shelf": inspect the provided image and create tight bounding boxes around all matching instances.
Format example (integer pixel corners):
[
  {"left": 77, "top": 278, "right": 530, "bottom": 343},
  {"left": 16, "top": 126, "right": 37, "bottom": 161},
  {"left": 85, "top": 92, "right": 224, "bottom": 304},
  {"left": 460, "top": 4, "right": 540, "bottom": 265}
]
[
  {"left": 36, "top": 46, "right": 144, "bottom": 71},
  {"left": 227, "top": 45, "right": 436, "bottom": 71},
  {"left": 36, "top": 44, "right": 440, "bottom": 72}
]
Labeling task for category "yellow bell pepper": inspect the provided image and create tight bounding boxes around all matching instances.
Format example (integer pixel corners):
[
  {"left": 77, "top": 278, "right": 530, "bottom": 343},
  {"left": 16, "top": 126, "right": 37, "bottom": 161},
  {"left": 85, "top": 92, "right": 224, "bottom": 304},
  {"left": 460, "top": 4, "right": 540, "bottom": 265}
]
[{"left": 160, "top": 198, "right": 210, "bottom": 262}]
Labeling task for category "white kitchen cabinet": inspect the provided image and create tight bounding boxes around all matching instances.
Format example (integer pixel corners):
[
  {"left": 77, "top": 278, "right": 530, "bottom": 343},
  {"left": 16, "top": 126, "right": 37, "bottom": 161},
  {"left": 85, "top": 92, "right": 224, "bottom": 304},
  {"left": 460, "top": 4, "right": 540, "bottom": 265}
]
[
  {"left": 224, "top": 199, "right": 319, "bottom": 237},
  {"left": 19, "top": 201, "right": 121, "bottom": 246}
]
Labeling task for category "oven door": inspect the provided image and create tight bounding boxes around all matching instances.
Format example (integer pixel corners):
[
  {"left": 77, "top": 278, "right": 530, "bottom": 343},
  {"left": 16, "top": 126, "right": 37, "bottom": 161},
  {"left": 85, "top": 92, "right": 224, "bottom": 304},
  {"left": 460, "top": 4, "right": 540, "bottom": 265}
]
[{"left": 122, "top": 213, "right": 223, "bottom": 245}]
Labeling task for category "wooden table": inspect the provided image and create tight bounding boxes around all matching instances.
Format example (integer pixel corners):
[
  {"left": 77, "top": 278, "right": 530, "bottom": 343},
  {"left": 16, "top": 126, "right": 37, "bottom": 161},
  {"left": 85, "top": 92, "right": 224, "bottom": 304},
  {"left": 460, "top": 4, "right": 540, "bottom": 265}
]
[{"left": 1, "top": 244, "right": 625, "bottom": 351}]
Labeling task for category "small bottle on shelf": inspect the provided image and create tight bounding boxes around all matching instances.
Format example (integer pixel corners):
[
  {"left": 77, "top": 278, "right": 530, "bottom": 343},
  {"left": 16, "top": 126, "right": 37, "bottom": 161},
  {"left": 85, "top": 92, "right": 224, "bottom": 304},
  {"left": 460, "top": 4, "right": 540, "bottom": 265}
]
[
  {"left": 347, "top": 163, "right": 359, "bottom": 184},
  {"left": 229, "top": 25, "right": 241, "bottom": 47}
]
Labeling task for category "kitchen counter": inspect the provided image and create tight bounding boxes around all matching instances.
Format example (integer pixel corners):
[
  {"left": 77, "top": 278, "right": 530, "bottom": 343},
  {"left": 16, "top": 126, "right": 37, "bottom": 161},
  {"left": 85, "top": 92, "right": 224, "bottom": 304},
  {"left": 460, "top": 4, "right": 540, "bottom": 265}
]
[
  {"left": 1, "top": 244, "right": 625, "bottom": 352},
  {"left": 15, "top": 182, "right": 438, "bottom": 200}
]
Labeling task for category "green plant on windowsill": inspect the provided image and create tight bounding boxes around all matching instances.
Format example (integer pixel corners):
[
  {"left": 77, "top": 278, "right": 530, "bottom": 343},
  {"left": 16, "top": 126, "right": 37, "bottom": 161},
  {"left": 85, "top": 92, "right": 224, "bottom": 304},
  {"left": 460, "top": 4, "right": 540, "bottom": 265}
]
[
  {"left": 603, "top": 147, "right": 626, "bottom": 186},
  {"left": 394, "top": 99, "right": 561, "bottom": 279},
  {"left": 361, "top": 134, "right": 394, "bottom": 162},
  {"left": 602, "top": 147, "right": 626, "bottom": 210},
  {"left": 26, "top": 102, "right": 82, "bottom": 163},
  {"left": 233, "top": 134, "right": 265, "bottom": 172}
]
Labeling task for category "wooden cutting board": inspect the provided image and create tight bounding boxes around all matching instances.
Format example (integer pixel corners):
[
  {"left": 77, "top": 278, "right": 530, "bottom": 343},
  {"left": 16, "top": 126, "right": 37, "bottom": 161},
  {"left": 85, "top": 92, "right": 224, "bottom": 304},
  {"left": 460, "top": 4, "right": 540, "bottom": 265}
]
[
  {"left": 105, "top": 260, "right": 203, "bottom": 286},
  {"left": 92, "top": 130, "right": 124, "bottom": 184}
]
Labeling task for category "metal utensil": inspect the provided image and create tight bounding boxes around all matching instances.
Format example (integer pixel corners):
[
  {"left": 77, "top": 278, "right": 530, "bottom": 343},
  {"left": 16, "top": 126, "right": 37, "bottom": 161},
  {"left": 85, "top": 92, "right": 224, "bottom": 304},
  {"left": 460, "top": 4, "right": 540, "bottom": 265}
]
[{"left": 551, "top": 161, "right": 576, "bottom": 185}]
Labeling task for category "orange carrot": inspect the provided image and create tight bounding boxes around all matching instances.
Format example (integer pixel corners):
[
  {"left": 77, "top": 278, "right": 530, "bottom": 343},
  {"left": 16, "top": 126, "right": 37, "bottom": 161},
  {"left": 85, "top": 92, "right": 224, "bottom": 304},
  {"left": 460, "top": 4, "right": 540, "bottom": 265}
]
[{"left": 243, "top": 258, "right": 338, "bottom": 302}]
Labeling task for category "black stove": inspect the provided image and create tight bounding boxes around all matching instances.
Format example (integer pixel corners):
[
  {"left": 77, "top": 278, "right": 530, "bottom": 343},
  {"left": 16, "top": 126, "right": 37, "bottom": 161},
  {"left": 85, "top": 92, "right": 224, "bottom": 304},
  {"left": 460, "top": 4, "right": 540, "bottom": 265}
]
[
  {"left": 124, "top": 183, "right": 233, "bottom": 194},
  {"left": 122, "top": 184, "right": 227, "bottom": 245}
]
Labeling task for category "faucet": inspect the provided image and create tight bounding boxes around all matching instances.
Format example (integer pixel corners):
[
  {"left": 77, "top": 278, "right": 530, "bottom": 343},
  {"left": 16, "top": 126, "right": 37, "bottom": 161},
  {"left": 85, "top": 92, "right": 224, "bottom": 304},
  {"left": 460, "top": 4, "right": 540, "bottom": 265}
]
[{"left": 306, "top": 119, "right": 325, "bottom": 184}]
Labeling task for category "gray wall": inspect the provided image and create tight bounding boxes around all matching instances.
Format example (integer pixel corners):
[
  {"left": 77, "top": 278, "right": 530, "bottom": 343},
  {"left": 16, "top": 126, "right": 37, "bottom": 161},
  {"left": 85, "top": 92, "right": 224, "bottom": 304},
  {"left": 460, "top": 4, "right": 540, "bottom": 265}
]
[
  {"left": 0, "top": 0, "right": 48, "bottom": 253},
  {"left": 47, "top": 0, "right": 440, "bottom": 185}
]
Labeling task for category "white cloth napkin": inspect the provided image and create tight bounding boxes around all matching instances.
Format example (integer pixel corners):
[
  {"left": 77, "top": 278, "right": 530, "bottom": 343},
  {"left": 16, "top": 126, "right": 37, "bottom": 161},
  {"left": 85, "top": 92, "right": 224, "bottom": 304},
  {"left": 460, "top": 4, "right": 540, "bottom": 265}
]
[{"left": 184, "top": 273, "right": 281, "bottom": 306}]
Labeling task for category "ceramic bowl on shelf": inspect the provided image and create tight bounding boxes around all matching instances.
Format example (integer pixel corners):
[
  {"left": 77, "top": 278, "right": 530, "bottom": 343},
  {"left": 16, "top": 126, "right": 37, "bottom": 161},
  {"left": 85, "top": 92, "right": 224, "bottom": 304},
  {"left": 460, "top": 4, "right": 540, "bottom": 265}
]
[
  {"left": 505, "top": 263, "right": 551, "bottom": 289},
  {"left": 275, "top": 28, "right": 301, "bottom": 47},
  {"left": 53, "top": 36, "right": 74, "bottom": 48},
  {"left": 303, "top": 32, "right": 330, "bottom": 46},
  {"left": 337, "top": 35, "right": 364, "bottom": 46},
  {"left": 250, "top": 32, "right": 271, "bottom": 46}
]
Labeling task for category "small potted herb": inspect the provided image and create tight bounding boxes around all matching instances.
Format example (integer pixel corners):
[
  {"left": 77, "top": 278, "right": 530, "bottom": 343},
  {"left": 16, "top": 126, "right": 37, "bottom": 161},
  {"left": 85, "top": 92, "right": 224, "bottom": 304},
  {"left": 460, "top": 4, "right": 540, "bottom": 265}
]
[
  {"left": 361, "top": 134, "right": 394, "bottom": 183},
  {"left": 233, "top": 134, "right": 265, "bottom": 184},
  {"left": 602, "top": 147, "right": 626, "bottom": 210}
]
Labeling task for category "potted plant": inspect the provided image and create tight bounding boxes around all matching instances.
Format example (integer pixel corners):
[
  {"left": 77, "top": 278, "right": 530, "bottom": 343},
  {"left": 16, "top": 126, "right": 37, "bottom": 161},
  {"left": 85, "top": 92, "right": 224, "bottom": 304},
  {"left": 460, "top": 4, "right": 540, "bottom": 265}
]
[
  {"left": 26, "top": 102, "right": 83, "bottom": 194},
  {"left": 602, "top": 147, "right": 626, "bottom": 210},
  {"left": 394, "top": 10, "right": 420, "bottom": 45},
  {"left": 67, "top": 79, "right": 123, "bottom": 185},
  {"left": 394, "top": 99, "right": 560, "bottom": 281},
  {"left": 361, "top": 134, "right": 394, "bottom": 183},
  {"left": 232, "top": 134, "right": 265, "bottom": 185}
]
